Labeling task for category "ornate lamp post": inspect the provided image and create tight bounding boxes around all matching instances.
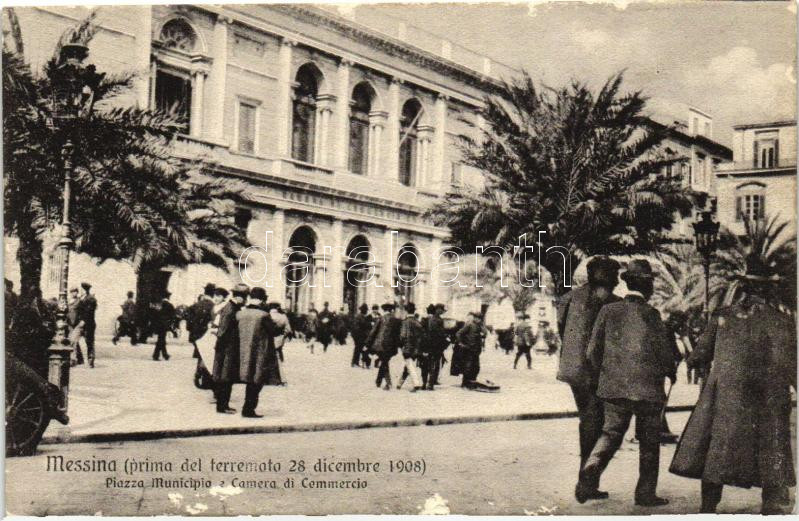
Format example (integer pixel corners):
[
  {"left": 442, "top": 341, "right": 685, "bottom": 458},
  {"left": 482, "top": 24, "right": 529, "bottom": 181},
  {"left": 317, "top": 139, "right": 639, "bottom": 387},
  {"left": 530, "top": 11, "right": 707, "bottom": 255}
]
[
  {"left": 47, "top": 42, "right": 96, "bottom": 412},
  {"left": 692, "top": 210, "right": 721, "bottom": 320}
]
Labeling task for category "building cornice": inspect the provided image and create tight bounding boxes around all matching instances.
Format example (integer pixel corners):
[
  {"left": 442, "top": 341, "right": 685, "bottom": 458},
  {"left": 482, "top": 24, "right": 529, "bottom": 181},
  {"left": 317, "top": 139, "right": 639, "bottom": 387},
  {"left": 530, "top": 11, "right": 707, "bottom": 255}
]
[
  {"left": 646, "top": 118, "right": 732, "bottom": 159},
  {"left": 715, "top": 166, "right": 797, "bottom": 178},
  {"left": 732, "top": 120, "right": 796, "bottom": 131}
]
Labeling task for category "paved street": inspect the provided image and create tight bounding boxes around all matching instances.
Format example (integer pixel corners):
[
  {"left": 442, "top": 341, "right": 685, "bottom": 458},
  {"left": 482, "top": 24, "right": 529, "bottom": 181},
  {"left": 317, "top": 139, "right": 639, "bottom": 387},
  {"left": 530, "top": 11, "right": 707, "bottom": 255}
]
[
  {"left": 45, "top": 333, "right": 701, "bottom": 441},
  {"left": 9, "top": 414, "right": 796, "bottom": 515}
]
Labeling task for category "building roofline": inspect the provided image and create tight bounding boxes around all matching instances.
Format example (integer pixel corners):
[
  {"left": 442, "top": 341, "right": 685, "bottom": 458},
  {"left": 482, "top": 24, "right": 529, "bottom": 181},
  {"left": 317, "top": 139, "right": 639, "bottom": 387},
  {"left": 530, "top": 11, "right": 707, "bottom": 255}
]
[
  {"left": 688, "top": 106, "right": 713, "bottom": 119},
  {"left": 646, "top": 119, "right": 732, "bottom": 159},
  {"left": 732, "top": 120, "right": 796, "bottom": 131}
]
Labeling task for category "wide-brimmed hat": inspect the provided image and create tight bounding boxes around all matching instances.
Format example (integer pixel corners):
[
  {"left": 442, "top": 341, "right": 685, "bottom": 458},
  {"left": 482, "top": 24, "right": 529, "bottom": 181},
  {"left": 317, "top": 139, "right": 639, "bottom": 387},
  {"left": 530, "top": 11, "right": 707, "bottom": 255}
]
[
  {"left": 405, "top": 302, "right": 416, "bottom": 314},
  {"left": 249, "top": 287, "right": 267, "bottom": 301},
  {"left": 81, "top": 282, "right": 92, "bottom": 291},
  {"left": 359, "top": 303, "right": 369, "bottom": 313},
  {"left": 232, "top": 283, "right": 250, "bottom": 297},
  {"left": 426, "top": 303, "right": 437, "bottom": 314},
  {"left": 620, "top": 259, "right": 655, "bottom": 283},
  {"left": 435, "top": 303, "right": 447, "bottom": 312},
  {"left": 381, "top": 302, "right": 395, "bottom": 312}
]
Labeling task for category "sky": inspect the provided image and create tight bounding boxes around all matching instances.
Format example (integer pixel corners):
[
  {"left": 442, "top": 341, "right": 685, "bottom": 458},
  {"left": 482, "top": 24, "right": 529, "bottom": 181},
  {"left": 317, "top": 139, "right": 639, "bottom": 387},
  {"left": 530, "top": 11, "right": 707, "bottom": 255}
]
[{"left": 348, "top": 1, "right": 797, "bottom": 147}]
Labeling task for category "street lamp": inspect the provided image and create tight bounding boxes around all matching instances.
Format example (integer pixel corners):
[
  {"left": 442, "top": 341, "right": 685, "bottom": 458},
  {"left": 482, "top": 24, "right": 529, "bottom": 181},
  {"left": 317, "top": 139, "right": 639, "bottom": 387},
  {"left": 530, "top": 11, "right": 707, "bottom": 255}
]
[
  {"left": 692, "top": 210, "right": 720, "bottom": 320},
  {"left": 46, "top": 42, "right": 97, "bottom": 412}
]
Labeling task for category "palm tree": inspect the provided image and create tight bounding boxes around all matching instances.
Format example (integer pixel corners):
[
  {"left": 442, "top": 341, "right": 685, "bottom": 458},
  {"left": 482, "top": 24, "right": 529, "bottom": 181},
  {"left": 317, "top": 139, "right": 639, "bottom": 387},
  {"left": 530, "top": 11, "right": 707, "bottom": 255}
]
[
  {"left": 429, "top": 72, "right": 698, "bottom": 294},
  {"left": 712, "top": 215, "right": 796, "bottom": 313},
  {"left": 3, "top": 10, "right": 249, "bottom": 302},
  {"left": 650, "top": 244, "right": 710, "bottom": 316}
]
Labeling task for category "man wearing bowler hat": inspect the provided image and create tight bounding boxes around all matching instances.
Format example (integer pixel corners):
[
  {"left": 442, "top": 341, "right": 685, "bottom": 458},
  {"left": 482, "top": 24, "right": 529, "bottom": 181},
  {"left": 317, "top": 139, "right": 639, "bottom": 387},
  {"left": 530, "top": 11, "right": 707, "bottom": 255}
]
[
  {"left": 556, "top": 256, "right": 621, "bottom": 500},
  {"left": 577, "top": 259, "right": 677, "bottom": 507},
  {"left": 351, "top": 303, "right": 373, "bottom": 368},
  {"left": 236, "top": 287, "right": 280, "bottom": 418},
  {"left": 213, "top": 283, "right": 249, "bottom": 414}
]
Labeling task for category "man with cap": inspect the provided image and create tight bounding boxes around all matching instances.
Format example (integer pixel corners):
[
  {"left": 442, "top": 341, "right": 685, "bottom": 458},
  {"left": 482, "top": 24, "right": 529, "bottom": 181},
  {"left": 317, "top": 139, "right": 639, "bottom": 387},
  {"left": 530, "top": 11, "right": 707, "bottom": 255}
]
[
  {"left": 236, "top": 287, "right": 280, "bottom": 417},
  {"left": 513, "top": 312, "right": 535, "bottom": 370},
  {"left": 577, "top": 259, "right": 677, "bottom": 507},
  {"left": 397, "top": 303, "right": 424, "bottom": 391},
  {"left": 366, "top": 302, "right": 402, "bottom": 390},
  {"left": 351, "top": 303, "right": 373, "bottom": 368},
  {"left": 670, "top": 255, "right": 796, "bottom": 514},
  {"left": 456, "top": 311, "right": 487, "bottom": 389},
  {"left": 152, "top": 291, "right": 176, "bottom": 361},
  {"left": 556, "top": 256, "right": 621, "bottom": 500},
  {"left": 187, "top": 283, "right": 216, "bottom": 355},
  {"left": 213, "top": 284, "right": 248, "bottom": 414},
  {"left": 76, "top": 282, "right": 98, "bottom": 367}
]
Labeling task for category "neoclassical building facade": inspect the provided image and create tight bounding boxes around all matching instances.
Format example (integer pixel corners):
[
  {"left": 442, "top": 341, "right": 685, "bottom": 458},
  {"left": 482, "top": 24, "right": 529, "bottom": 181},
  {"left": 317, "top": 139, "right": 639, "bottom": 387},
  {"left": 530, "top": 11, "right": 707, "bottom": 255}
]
[{"left": 8, "top": 5, "right": 511, "bottom": 331}]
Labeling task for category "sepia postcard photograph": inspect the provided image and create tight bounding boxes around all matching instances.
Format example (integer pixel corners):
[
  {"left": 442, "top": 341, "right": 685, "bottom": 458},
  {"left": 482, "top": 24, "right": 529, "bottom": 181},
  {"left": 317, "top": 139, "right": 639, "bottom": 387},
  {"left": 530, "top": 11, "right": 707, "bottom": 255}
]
[{"left": 2, "top": 0, "right": 797, "bottom": 516}]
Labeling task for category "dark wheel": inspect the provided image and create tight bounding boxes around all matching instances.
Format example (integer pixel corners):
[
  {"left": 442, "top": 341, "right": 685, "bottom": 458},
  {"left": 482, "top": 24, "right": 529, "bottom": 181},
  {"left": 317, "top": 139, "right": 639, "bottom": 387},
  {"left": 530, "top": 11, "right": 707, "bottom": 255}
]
[{"left": 6, "top": 381, "right": 51, "bottom": 457}]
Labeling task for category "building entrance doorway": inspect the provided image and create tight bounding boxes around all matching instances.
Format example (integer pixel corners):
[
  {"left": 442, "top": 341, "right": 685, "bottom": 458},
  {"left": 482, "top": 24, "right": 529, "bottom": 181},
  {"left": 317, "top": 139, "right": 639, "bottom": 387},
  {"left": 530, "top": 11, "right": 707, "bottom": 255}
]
[
  {"left": 343, "top": 235, "right": 371, "bottom": 315},
  {"left": 285, "top": 226, "right": 316, "bottom": 314}
]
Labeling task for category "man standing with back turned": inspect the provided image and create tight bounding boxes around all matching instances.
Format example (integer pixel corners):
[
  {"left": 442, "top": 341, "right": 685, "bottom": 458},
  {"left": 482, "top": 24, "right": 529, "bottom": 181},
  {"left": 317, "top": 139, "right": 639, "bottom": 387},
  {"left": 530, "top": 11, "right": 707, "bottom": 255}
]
[
  {"left": 557, "top": 256, "right": 621, "bottom": 501},
  {"left": 577, "top": 259, "right": 677, "bottom": 507}
]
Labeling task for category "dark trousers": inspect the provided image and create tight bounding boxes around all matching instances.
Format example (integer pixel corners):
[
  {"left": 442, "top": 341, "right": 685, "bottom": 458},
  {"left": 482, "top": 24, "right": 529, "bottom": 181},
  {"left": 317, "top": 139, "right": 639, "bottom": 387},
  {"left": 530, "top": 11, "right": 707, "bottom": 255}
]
[
  {"left": 361, "top": 348, "right": 372, "bottom": 368},
  {"left": 375, "top": 354, "right": 393, "bottom": 387},
  {"left": 216, "top": 382, "right": 233, "bottom": 411},
  {"left": 514, "top": 348, "right": 532, "bottom": 369},
  {"left": 570, "top": 385, "right": 605, "bottom": 489},
  {"left": 84, "top": 325, "right": 96, "bottom": 362},
  {"left": 152, "top": 330, "right": 169, "bottom": 360},
  {"left": 580, "top": 399, "right": 662, "bottom": 501},
  {"left": 420, "top": 353, "right": 432, "bottom": 388},
  {"left": 701, "top": 481, "right": 789, "bottom": 514},
  {"left": 352, "top": 341, "right": 364, "bottom": 366},
  {"left": 113, "top": 319, "right": 137, "bottom": 344},
  {"left": 243, "top": 383, "right": 263, "bottom": 414},
  {"left": 462, "top": 350, "right": 481, "bottom": 387}
]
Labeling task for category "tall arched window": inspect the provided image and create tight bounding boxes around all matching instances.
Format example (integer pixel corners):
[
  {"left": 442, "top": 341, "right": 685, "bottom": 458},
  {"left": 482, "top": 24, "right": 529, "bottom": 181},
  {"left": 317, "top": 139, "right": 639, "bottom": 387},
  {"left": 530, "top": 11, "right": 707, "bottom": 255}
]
[
  {"left": 292, "top": 65, "right": 319, "bottom": 163},
  {"left": 349, "top": 84, "right": 373, "bottom": 175},
  {"left": 394, "top": 243, "right": 419, "bottom": 306},
  {"left": 399, "top": 100, "right": 423, "bottom": 186},
  {"left": 285, "top": 226, "right": 317, "bottom": 313},
  {"left": 344, "top": 235, "right": 371, "bottom": 313},
  {"left": 154, "top": 19, "right": 200, "bottom": 131}
]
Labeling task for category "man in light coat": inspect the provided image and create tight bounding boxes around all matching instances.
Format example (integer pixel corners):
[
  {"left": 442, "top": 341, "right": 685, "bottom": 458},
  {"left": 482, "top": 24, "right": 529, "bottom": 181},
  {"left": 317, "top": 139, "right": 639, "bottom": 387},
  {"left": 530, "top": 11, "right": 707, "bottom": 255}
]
[{"left": 577, "top": 259, "right": 677, "bottom": 507}]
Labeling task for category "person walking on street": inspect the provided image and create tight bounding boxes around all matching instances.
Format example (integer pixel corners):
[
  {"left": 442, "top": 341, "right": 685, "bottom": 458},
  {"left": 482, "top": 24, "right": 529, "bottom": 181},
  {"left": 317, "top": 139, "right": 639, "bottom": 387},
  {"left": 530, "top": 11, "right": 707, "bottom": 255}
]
[
  {"left": 267, "top": 302, "right": 291, "bottom": 364},
  {"left": 456, "top": 312, "right": 486, "bottom": 389},
  {"left": 556, "top": 256, "right": 621, "bottom": 501},
  {"left": 236, "top": 287, "right": 280, "bottom": 418},
  {"left": 367, "top": 302, "right": 401, "bottom": 390},
  {"left": 76, "top": 282, "right": 98, "bottom": 367},
  {"left": 67, "top": 287, "right": 84, "bottom": 365},
  {"left": 669, "top": 256, "right": 796, "bottom": 515},
  {"left": 397, "top": 303, "right": 424, "bottom": 391},
  {"left": 513, "top": 312, "right": 535, "bottom": 369},
  {"left": 305, "top": 308, "right": 319, "bottom": 353},
  {"left": 152, "top": 292, "right": 175, "bottom": 361},
  {"left": 112, "top": 291, "right": 138, "bottom": 345},
  {"left": 351, "top": 303, "right": 372, "bottom": 367},
  {"left": 419, "top": 304, "right": 446, "bottom": 389},
  {"left": 187, "top": 283, "right": 216, "bottom": 356},
  {"left": 213, "top": 284, "right": 248, "bottom": 414},
  {"left": 576, "top": 259, "right": 677, "bottom": 507},
  {"left": 318, "top": 301, "right": 334, "bottom": 352}
]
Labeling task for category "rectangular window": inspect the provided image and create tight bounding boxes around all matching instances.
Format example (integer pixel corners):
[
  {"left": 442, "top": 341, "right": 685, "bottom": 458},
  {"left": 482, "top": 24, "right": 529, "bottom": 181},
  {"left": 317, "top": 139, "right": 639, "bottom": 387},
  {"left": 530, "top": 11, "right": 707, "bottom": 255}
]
[
  {"left": 450, "top": 162, "right": 463, "bottom": 185},
  {"left": 155, "top": 70, "right": 191, "bottom": 131},
  {"left": 756, "top": 139, "right": 778, "bottom": 168},
  {"left": 237, "top": 102, "right": 257, "bottom": 154},
  {"left": 348, "top": 119, "right": 369, "bottom": 175},
  {"left": 695, "top": 154, "right": 706, "bottom": 186},
  {"left": 736, "top": 194, "right": 766, "bottom": 221}
]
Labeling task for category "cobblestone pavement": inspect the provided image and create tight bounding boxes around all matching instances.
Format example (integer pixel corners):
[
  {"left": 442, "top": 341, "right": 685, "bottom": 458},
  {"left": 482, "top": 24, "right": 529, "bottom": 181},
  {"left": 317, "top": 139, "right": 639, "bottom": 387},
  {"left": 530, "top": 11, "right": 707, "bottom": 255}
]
[
  {"left": 45, "top": 334, "right": 702, "bottom": 441},
  {"left": 10, "top": 414, "right": 796, "bottom": 515}
]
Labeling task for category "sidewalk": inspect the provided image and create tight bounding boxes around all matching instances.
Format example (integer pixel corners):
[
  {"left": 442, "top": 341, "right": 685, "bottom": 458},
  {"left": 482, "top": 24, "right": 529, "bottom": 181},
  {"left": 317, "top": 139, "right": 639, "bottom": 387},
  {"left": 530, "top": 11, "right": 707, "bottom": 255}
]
[{"left": 43, "top": 335, "right": 701, "bottom": 444}]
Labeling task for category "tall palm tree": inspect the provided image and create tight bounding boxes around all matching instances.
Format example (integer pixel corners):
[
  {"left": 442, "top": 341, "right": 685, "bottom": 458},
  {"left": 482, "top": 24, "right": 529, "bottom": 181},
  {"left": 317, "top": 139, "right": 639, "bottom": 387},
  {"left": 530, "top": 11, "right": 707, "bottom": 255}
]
[
  {"left": 3, "top": 11, "right": 250, "bottom": 302},
  {"left": 429, "top": 72, "right": 698, "bottom": 294},
  {"left": 712, "top": 215, "right": 796, "bottom": 313}
]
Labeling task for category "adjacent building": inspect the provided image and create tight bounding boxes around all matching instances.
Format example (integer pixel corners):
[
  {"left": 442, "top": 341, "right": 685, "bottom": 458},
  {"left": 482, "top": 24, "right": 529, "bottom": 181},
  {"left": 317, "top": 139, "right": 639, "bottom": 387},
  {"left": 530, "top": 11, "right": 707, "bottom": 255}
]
[{"left": 714, "top": 121, "right": 797, "bottom": 240}]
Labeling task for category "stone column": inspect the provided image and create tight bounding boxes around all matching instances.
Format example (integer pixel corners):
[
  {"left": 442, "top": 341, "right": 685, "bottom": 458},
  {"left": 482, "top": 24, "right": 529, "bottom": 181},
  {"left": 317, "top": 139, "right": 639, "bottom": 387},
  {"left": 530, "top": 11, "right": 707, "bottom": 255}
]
[
  {"left": 429, "top": 237, "right": 443, "bottom": 305},
  {"left": 134, "top": 6, "right": 152, "bottom": 108},
  {"left": 269, "top": 209, "right": 286, "bottom": 305},
  {"left": 432, "top": 94, "right": 448, "bottom": 188},
  {"left": 335, "top": 59, "right": 351, "bottom": 170},
  {"left": 190, "top": 70, "right": 206, "bottom": 138},
  {"left": 417, "top": 126, "right": 434, "bottom": 187},
  {"left": 276, "top": 39, "right": 296, "bottom": 158},
  {"left": 326, "top": 219, "right": 345, "bottom": 308},
  {"left": 387, "top": 78, "right": 402, "bottom": 181},
  {"left": 207, "top": 15, "right": 230, "bottom": 141},
  {"left": 315, "top": 95, "right": 336, "bottom": 167},
  {"left": 368, "top": 111, "right": 387, "bottom": 177}
]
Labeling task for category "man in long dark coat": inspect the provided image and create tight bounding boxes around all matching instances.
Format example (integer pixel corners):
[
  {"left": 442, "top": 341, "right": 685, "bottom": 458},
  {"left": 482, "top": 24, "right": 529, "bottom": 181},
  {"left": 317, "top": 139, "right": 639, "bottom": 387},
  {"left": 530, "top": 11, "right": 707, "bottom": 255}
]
[
  {"left": 351, "top": 303, "right": 372, "bottom": 367},
  {"left": 236, "top": 287, "right": 280, "bottom": 418},
  {"left": 367, "top": 303, "right": 401, "bottom": 390},
  {"left": 112, "top": 291, "right": 138, "bottom": 345},
  {"left": 76, "top": 282, "right": 98, "bottom": 367},
  {"left": 213, "top": 284, "right": 248, "bottom": 414},
  {"left": 152, "top": 292, "right": 175, "bottom": 361},
  {"left": 513, "top": 312, "right": 535, "bottom": 370},
  {"left": 317, "top": 301, "right": 334, "bottom": 352},
  {"left": 420, "top": 304, "right": 447, "bottom": 389},
  {"left": 397, "top": 303, "right": 424, "bottom": 391},
  {"left": 577, "top": 259, "right": 677, "bottom": 507},
  {"left": 669, "top": 258, "right": 796, "bottom": 514},
  {"left": 456, "top": 312, "right": 486, "bottom": 389},
  {"left": 187, "top": 283, "right": 216, "bottom": 355},
  {"left": 556, "top": 256, "right": 621, "bottom": 500}
]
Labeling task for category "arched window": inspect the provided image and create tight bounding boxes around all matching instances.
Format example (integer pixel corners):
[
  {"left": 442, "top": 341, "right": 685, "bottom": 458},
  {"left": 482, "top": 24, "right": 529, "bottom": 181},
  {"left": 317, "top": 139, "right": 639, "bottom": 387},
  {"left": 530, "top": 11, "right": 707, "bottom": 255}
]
[
  {"left": 344, "top": 235, "right": 371, "bottom": 313},
  {"left": 349, "top": 84, "right": 373, "bottom": 175},
  {"left": 292, "top": 65, "right": 319, "bottom": 163},
  {"left": 286, "top": 226, "right": 317, "bottom": 313},
  {"left": 735, "top": 182, "right": 766, "bottom": 223},
  {"left": 394, "top": 243, "right": 419, "bottom": 306},
  {"left": 159, "top": 19, "right": 197, "bottom": 52},
  {"left": 399, "top": 100, "right": 423, "bottom": 186}
]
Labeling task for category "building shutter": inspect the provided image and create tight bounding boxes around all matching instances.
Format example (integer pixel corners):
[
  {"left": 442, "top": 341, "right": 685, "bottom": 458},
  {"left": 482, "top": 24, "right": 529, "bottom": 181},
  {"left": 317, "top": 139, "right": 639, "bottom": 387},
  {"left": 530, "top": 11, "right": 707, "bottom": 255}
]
[
  {"left": 774, "top": 140, "right": 779, "bottom": 167},
  {"left": 753, "top": 140, "right": 759, "bottom": 168},
  {"left": 735, "top": 196, "right": 742, "bottom": 221},
  {"left": 759, "top": 195, "right": 766, "bottom": 219}
]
